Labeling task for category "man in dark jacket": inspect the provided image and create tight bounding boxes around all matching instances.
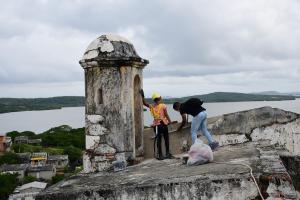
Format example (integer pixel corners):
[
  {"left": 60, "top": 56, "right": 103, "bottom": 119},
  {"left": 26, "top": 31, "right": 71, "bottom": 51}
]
[{"left": 173, "top": 98, "right": 219, "bottom": 150}]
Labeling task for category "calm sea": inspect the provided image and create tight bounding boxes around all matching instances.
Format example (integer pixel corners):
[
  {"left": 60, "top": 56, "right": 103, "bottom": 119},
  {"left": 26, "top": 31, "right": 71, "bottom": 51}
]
[{"left": 0, "top": 99, "right": 299, "bottom": 134}]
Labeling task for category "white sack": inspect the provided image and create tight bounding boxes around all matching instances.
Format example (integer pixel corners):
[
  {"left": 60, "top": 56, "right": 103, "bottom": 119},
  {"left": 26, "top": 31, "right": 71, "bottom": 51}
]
[{"left": 187, "top": 139, "right": 213, "bottom": 166}]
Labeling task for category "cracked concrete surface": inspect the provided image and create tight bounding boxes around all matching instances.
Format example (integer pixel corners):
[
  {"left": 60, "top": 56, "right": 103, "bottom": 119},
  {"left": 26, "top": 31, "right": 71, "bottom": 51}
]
[{"left": 37, "top": 141, "right": 298, "bottom": 200}]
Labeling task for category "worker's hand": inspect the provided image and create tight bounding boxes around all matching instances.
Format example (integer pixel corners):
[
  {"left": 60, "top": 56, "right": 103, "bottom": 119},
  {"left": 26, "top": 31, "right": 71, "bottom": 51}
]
[
  {"left": 168, "top": 121, "right": 177, "bottom": 126},
  {"left": 139, "top": 89, "right": 145, "bottom": 98},
  {"left": 167, "top": 121, "right": 175, "bottom": 125}
]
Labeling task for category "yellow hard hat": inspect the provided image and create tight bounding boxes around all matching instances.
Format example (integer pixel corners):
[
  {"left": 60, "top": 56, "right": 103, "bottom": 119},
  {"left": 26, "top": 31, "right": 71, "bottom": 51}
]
[{"left": 152, "top": 92, "right": 161, "bottom": 101}]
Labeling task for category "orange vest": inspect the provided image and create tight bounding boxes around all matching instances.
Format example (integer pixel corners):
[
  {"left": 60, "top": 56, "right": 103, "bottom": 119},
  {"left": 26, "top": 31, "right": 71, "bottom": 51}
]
[{"left": 150, "top": 104, "right": 169, "bottom": 125}]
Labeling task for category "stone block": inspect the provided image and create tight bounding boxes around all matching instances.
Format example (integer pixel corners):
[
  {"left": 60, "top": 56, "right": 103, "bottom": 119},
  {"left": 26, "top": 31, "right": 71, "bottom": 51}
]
[
  {"left": 181, "top": 140, "right": 189, "bottom": 152},
  {"left": 86, "top": 114, "right": 104, "bottom": 124},
  {"left": 125, "top": 151, "right": 134, "bottom": 161},
  {"left": 94, "top": 144, "right": 116, "bottom": 154},
  {"left": 86, "top": 135, "right": 100, "bottom": 150},
  {"left": 96, "top": 161, "right": 111, "bottom": 171},
  {"left": 114, "top": 153, "right": 127, "bottom": 171},
  {"left": 82, "top": 49, "right": 98, "bottom": 60},
  {"left": 112, "top": 160, "right": 126, "bottom": 172},
  {"left": 94, "top": 156, "right": 107, "bottom": 162},
  {"left": 136, "top": 146, "right": 144, "bottom": 157},
  {"left": 99, "top": 40, "right": 114, "bottom": 52},
  {"left": 106, "top": 154, "right": 116, "bottom": 161},
  {"left": 115, "top": 152, "right": 126, "bottom": 162},
  {"left": 85, "top": 61, "right": 98, "bottom": 67},
  {"left": 87, "top": 124, "right": 108, "bottom": 136},
  {"left": 82, "top": 153, "right": 93, "bottom": 173},
  {"left": 216, "top": 134, "right": 249, "bottom": 146}
]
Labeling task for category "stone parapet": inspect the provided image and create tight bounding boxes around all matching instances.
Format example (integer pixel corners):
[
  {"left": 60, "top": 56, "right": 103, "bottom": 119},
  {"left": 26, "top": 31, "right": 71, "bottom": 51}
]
[{"left": 143, "top": 107, "right": 300, "bottom": 158}]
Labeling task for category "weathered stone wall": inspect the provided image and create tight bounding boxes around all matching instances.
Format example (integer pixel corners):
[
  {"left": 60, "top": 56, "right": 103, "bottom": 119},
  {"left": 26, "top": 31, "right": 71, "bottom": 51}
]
[
  {"left": 83, "top": 66, "right": 143, "bottom": 173},
  {"left": 210, "top": 107, "right": 300, "bottom": 155},
  {"left": 208, "top": 107, "right": 298, "bottom": 135},
  {"left": 143, "top": 107, "right": 300, "bottom": 158},
  {"left": 143, "top": 124, "right": 192, "bottom": 158},
  {"left": 251, "top": 119, "right": 300, "bottom": 154},
  {"left": 280, "top": 153, "right": 300, "bottom": 191},
  {"left": 36, "top": 177, "right": 261, "bottom": 200}
]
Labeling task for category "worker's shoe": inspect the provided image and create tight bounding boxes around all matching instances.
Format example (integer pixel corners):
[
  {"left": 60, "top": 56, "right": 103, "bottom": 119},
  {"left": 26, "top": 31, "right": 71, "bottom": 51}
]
[
  {"left": 209, "top": 141, "right": 219, "bottom": 151},
  {"left": 165, "top": 153, "right": 174, "bottom": 159},
  {"left": 156, "top": 155, "right": 164, "bottom": 160}
]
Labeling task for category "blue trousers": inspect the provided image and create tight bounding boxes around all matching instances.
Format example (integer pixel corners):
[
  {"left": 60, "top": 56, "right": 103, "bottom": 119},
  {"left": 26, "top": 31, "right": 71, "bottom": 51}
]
[{"left": 191, "top": 111, "right": 214, "bottom": 144}]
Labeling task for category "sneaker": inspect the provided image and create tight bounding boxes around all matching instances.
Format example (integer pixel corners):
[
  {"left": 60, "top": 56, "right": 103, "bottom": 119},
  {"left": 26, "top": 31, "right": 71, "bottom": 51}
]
[
  {"left": 165, "top": 153, "right": 175, "bottom": 159},
  {"left": 209, "top": 141, "right": 219, "bottom": 151},
  {"left": 156, "top": 155, "right": 164, "bottom": 160}
]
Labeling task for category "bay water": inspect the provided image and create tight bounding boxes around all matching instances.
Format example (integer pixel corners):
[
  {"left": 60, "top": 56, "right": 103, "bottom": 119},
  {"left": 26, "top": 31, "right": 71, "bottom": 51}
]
[{"left": 0, "top": 99, "right": 299, "bottom": 134}]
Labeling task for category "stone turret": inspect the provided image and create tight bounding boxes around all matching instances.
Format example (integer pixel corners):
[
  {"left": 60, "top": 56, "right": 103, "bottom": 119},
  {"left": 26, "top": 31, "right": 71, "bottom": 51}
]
[{"left": 79, "top": 34, "right": 149, "bottom": 172}]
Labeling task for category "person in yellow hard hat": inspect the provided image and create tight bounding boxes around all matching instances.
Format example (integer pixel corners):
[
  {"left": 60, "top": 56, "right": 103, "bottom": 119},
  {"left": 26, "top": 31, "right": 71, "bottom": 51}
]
[{"left": 140, "top": 89, "right": 173, "bottom": 160}]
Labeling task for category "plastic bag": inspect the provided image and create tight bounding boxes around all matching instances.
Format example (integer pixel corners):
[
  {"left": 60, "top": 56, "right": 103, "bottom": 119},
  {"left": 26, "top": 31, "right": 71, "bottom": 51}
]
[{"left": 187, "top": 139, "right": 213, "bottom": 166}]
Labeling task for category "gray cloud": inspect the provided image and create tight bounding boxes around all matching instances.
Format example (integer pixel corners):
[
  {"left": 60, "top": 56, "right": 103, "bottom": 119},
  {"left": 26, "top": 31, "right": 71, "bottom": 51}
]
[{"left": 0, "top": 0, "right": 300, "bottom": 97}]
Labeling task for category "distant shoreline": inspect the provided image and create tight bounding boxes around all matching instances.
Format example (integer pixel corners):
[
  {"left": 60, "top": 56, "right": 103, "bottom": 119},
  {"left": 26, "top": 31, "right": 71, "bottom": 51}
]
[
  {"left": 0, "top": 92, "right": 297, "bottom": 114},
  {"left": 1, "top": 99, "right": 299, "bottom": 134}
]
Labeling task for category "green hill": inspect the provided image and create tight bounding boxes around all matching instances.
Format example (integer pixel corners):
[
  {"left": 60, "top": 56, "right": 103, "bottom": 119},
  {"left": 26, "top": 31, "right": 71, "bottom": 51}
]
[
  {"left": 146, "top": 92, "right": 295, "bottom": 104},
  {"left": 0, "top": 92, "right": 296, "bottom": 114},
  {"left": 0, "top": 96, "right": 84, "bottom": 114}
]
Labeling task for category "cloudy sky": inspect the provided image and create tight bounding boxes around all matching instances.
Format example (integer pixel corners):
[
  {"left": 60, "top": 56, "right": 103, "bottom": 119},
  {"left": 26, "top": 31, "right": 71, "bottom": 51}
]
[{"left": 0, "top": 0, "right": 300, "bottom": 98}]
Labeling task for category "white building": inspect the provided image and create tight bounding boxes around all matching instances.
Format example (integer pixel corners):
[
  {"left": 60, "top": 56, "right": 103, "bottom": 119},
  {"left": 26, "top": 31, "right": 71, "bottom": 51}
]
[
  {"left": 47, "top": 155, "right": 69, "bottom": 170},
  {"left": 30, "top": 152, "right": 48, "bottom": 167},
  {"left": 9, "top": 181, "right": 47, "bottom": 200},
  {"left": 27, "top": 165, "right": 56, "bottom": 180},
  {"left": 0, "top": 164, "right": 28, "bottom": 179}
]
